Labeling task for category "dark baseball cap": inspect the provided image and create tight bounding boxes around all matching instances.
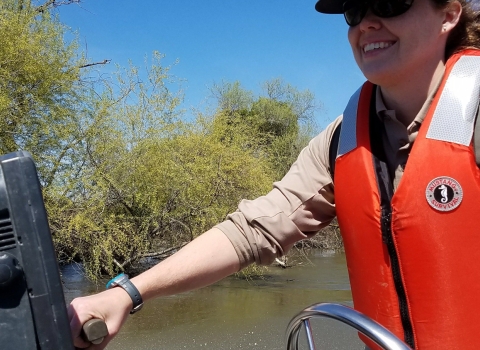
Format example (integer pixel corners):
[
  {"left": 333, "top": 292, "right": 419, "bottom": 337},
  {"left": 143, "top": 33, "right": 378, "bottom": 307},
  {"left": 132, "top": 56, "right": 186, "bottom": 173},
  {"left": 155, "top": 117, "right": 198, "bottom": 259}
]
[{"left": 315, "top": 0, "right": 345, "bottom": 14}]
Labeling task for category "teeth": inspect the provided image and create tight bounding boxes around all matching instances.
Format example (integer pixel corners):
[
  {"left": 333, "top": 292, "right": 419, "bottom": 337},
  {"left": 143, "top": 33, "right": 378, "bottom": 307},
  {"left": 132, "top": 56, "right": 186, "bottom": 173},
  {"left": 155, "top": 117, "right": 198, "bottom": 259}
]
[{"left": 363, "top": 42, "right": 392, "bottom": 53}]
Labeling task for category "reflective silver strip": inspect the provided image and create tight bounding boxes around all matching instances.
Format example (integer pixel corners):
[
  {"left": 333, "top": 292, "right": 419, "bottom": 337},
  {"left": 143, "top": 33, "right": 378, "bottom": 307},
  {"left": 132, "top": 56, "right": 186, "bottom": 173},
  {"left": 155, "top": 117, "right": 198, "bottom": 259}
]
[
  {"left": 338, "top": 86, "right": 362, "bottom": 157},
  {"left": 426, "top": 56, "right": 480, "bottom": 146}
]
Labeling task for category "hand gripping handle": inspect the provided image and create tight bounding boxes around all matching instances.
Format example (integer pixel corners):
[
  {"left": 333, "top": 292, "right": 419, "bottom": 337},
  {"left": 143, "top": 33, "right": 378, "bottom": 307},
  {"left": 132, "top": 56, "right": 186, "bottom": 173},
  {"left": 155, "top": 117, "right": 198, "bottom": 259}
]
[{"left": 81, "top": 319, "right": 108, "bottom": 345}]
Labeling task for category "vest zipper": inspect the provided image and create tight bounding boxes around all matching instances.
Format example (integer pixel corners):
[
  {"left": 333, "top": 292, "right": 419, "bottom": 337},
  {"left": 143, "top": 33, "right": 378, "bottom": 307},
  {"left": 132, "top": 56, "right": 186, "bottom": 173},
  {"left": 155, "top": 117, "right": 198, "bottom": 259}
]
[
  {"left": 368, "top": 86, "right": 415, "bottom": 348},
  {"left": 368, "top": 85, "right": 415, "bottom": 348},
  {"left": 380, "top": 203, "right": 415, "bottom": 348}
]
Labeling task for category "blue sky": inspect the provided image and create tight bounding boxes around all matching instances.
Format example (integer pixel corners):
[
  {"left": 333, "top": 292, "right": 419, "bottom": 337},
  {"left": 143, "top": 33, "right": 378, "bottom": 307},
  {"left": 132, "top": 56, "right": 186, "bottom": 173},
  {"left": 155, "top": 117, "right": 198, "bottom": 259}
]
[{"left": 57, "top": 0, "right": 366, "bottom": 128}]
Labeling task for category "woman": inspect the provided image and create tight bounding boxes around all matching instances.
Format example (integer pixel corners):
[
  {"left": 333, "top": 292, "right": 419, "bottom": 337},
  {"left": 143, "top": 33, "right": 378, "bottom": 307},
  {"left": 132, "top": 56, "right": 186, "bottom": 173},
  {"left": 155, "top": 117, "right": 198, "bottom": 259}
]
[{"left": 69, "top": 0, "right": 480, "bottom": 349}]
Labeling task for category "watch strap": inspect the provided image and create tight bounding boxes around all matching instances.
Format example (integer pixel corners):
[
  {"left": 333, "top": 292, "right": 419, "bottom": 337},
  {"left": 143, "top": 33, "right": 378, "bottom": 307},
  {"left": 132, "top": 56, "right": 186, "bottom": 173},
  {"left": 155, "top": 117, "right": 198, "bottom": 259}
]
[{"left": 107, "top": 274, "right": 143, "bottom": 314}]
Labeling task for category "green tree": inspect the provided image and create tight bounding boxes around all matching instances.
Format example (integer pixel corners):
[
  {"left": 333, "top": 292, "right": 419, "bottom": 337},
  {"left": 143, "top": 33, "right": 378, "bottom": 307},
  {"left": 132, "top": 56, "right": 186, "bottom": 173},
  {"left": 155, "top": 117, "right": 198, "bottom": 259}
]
[
  {"left": 207, "top": 80, "right": 322, "bottom": 278},
  {"left": 210, "top": 79, "right": 319, "bottom": 179},
  {"left": 49, "top": 55, "right": 275, "bottom": 279},
  {"left": 0, "top": 0, "right": 90, "bottom": 187},
  {"left": 0, "top": 1, "right": 325, "bottom": 279}
]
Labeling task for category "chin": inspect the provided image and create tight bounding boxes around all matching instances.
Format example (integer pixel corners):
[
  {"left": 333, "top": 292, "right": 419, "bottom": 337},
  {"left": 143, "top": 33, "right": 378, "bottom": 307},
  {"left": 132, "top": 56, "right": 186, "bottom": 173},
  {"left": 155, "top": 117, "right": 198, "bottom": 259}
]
[{"left": 361, "top": 67, "right": 397, "bottom": 86}]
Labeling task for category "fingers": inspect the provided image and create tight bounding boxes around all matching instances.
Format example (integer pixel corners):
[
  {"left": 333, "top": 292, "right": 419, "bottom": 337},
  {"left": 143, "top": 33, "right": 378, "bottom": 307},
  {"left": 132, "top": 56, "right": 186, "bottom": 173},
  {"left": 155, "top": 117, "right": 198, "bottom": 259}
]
[
  {"left": 68, "top": 289, "right": 132, "bottom": 350},
  {"left": 69, "top": 303, "right": 96, "bottom": 349},
  {"left": 69, "top": 296, "right": 108, "bottom": 349}
]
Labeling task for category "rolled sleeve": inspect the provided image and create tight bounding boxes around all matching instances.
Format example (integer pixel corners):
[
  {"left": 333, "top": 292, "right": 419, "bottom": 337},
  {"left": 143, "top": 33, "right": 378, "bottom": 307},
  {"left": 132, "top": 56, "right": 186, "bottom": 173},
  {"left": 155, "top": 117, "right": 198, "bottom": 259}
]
[{"left": 216, "top": 116, "right": 342, "bottom": 269}]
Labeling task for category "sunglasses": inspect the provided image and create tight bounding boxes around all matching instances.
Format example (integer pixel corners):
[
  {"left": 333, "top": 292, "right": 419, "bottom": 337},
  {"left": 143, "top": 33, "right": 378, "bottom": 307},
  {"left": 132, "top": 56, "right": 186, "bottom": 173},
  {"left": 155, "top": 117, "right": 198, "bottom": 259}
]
[{"left": 343, "top": 0, "right": 415, "bottom": 27}]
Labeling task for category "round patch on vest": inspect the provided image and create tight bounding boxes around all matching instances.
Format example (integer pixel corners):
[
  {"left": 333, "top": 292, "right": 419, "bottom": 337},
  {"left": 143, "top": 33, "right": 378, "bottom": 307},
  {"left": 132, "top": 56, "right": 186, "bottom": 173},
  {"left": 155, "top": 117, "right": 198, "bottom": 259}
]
[{"left": 425, "top": 176, "right": 463, "bottom": 212}]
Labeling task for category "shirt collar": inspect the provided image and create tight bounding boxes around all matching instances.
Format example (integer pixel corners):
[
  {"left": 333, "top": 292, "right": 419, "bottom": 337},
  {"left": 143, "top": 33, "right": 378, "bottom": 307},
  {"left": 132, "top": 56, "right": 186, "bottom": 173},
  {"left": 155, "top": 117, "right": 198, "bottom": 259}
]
[{"left": 374, "top": 73, "right": 444, "bottom": 131}]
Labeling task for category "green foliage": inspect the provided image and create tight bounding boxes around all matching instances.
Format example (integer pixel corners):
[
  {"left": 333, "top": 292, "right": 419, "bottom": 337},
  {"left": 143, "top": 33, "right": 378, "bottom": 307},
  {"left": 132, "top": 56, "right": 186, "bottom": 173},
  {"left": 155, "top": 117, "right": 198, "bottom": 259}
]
[
  {"left": 47, "top": 54, "right": 275, "bottom": 279},
  {"left": 210, "top": 79, "right": 319, "bottom": 179},
  {"left": 234, "top": 263, "right": 269, "bottom": 280},
  {"left": 0, "top": 0, "right": 87, "bottom": 186},
  {"left": 210, "top": 81, "right": 254, "bottom": 112},
  {"left": 208, "top": 81, "right": 320, "bottom": 279},
  {"left": 0, "top": 1, "right": 322, "bottom": 279}
]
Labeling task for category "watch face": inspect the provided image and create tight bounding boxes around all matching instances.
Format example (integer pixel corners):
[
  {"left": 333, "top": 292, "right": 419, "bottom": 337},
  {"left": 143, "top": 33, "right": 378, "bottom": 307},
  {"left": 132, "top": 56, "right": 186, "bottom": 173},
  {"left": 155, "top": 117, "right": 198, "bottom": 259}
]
[{"left": 106, "top": 273, "right": 128, "bottom": 289}]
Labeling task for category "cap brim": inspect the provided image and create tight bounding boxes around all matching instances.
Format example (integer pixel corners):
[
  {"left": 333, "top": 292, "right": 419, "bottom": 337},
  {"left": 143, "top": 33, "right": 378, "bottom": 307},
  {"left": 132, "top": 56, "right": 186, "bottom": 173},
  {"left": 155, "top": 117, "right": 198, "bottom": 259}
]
[{"left": 315, "top": 0, "right": 345, "bottom": 14}]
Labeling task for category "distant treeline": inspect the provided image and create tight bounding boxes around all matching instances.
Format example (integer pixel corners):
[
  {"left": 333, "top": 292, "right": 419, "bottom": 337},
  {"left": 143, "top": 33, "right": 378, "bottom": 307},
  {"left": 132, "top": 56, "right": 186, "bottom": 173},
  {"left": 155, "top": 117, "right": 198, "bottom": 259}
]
[{"left": 1, "top": 0, "right": 340, "bottom": 280}]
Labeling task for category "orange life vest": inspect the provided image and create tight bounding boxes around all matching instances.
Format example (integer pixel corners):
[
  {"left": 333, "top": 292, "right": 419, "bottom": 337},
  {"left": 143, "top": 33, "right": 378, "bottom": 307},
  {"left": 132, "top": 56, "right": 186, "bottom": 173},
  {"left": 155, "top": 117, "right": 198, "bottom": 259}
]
[{"left": 334, "top": 49, "right": 480, "bottom": 349}]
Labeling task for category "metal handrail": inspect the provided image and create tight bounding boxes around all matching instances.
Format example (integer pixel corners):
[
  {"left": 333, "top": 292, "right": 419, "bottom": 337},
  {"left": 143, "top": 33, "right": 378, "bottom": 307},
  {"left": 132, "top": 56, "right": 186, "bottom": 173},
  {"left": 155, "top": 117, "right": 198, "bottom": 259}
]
[{"left": 286, "top": 303, "right": 412, "bottom": 350}]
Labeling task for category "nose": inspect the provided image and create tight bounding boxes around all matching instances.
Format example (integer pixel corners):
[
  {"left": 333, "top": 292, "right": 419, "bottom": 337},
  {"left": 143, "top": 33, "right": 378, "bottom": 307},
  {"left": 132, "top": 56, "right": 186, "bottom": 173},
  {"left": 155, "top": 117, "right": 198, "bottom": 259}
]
[{"left": 358, "top": 9, "right": 382, "bottom": 31}]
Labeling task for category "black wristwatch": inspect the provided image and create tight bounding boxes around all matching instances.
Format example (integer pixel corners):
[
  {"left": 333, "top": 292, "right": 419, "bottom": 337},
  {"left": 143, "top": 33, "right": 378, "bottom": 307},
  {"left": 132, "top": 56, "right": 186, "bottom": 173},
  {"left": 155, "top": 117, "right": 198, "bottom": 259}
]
[{"left": 106, "top": 273, "right": 144, "bottom": 314}]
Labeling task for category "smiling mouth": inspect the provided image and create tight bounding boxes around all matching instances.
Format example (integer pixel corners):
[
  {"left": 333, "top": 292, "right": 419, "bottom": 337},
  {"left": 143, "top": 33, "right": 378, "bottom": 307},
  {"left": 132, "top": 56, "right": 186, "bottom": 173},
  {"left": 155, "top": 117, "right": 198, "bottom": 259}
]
[{"left": 363, "top": 41, "right": 394, "bottom": 53}]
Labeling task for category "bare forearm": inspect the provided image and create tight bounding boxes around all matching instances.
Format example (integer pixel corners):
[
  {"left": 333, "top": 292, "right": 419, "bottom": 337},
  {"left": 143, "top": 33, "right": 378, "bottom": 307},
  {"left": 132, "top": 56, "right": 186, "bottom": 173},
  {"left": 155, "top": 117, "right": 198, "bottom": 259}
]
[
  {"left": 69, "top": 228, "right": 240, "bottom": 349},
  {"left": 131, "top": 228, "right": 241, "bottom": 302}
]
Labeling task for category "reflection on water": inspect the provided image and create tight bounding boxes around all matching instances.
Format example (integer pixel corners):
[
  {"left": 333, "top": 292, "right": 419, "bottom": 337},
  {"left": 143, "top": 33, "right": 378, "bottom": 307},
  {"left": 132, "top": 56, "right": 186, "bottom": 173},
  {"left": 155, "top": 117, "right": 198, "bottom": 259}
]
[{"left": 63, "top": 251, "right": 366, "bottom": 349}]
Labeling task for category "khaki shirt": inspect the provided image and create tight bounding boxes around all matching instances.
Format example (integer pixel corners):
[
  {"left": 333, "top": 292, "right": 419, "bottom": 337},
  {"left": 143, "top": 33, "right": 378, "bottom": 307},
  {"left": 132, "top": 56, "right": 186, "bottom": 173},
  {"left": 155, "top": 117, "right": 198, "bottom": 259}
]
[{"left": 216, "top": 86, "right": 437, "bottom": 270}]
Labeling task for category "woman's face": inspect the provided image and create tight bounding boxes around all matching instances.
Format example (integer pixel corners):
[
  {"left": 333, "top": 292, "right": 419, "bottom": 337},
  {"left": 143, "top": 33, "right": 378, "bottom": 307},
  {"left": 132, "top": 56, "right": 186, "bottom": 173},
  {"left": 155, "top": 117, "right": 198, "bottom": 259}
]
[{"left": 347, "top": 0, "right": 450, "bottom": 87}]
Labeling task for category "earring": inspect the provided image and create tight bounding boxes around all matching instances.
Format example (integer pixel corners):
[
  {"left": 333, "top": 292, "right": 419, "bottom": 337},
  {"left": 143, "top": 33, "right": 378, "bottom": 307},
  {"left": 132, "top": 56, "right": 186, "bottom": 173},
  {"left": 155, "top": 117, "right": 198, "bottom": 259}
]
[{"left": 442, "top": 25, "right": 447, "bottom": 32}]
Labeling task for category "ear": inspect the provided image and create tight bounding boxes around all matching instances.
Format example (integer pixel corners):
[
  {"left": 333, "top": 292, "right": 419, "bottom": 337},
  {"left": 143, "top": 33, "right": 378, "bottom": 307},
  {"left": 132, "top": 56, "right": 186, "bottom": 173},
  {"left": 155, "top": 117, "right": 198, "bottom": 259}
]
[{"left": 442, "top": 0, "right": 462, "bottom": 32}]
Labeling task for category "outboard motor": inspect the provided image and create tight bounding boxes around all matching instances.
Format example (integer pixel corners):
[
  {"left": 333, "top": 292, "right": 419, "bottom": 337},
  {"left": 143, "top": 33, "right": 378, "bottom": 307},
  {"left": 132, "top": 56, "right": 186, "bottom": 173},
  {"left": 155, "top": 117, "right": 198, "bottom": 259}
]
[{"left": 0, "top": 151, "right": 73, "bottom": 350}]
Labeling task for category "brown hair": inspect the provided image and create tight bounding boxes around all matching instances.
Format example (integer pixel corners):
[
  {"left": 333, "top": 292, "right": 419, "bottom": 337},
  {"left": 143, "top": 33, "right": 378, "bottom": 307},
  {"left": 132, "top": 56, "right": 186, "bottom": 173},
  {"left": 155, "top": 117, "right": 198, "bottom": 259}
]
[{"left": 432, "top": 0, "right": 480, "bottom": 57}]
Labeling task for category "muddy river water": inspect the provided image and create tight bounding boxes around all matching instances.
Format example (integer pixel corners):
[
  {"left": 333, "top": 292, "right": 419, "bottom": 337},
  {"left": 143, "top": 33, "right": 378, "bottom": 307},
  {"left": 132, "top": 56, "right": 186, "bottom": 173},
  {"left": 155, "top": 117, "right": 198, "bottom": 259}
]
[{"left": 62, "top": 251, "right": 366, "bottom": 349}]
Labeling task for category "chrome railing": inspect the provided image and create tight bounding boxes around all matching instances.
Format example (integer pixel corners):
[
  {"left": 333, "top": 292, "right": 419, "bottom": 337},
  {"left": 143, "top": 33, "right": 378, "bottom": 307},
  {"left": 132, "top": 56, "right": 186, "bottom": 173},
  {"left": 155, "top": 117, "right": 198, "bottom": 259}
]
[{"left": 286, "top": 303, "right": 412, "bottom": 350}]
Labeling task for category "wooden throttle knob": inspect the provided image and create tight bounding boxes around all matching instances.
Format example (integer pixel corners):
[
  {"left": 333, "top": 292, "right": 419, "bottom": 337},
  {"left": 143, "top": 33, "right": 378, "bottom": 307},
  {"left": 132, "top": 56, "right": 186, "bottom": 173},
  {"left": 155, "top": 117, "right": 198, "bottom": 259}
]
[{"left": 81, "top": 319, "right": 108, "bottom": 345}]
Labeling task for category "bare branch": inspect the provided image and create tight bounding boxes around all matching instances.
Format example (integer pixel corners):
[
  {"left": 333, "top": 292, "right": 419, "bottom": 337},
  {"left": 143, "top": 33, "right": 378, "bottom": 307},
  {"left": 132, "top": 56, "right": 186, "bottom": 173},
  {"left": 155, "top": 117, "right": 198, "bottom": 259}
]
[
  {"left": 113, "top": 258, "right": 124, "bottom": 271},
  {"left": 168, "top": 219, "right": 193, "bottom": 241},
  {"left": 36, "top": 0, "right": 82, "bottom": 13},
  {"left": 115, "top": 243, "right": 188, "bottom": 270},
  {"left": 79, "top": 59, "right": 111, "bottom": 69}
]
